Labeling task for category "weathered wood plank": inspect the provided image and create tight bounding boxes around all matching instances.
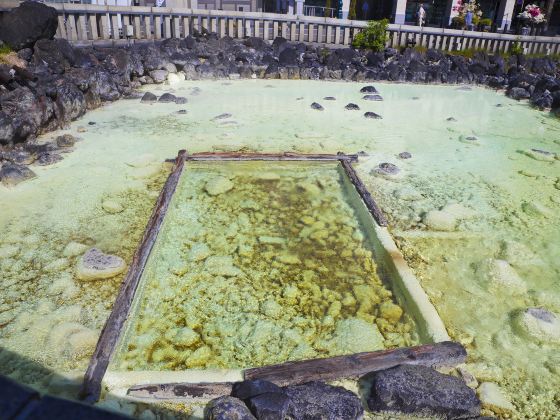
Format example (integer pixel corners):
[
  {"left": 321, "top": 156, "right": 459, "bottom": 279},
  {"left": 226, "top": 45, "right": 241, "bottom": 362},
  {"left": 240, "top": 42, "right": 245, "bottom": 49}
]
[
  {"left": 80, "top": 150, "right": 188, "bottom": 403},
  {"left": 340, "top": 160, "right": 388, "bottom": 227},
  {"left": 128, "top": 382, "right": 234, "bottom": 399},
  {"left": 126, "top": 342, "right": 465, "bottom": 399},
  {"left": 184, "top": 152, "right": 359, "bottom": 162},
  {"left": 244, "top": 341, "right": 465, "bottom": 385}
]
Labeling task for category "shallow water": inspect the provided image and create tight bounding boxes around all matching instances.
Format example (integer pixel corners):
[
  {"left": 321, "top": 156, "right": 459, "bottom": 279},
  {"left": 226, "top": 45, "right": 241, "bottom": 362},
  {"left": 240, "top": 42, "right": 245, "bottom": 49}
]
[
  {"left": 111, "top": 161, "right": 416, "bottom": 371},
  {"left": 0, "top": 79, "right": 559, "bottom": 417}
]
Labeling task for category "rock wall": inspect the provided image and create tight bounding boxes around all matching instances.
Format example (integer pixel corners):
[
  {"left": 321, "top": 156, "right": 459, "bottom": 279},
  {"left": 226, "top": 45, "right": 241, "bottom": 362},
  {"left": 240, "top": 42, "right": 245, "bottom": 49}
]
[{"left": 1, "top": 31, "right": 559, "bottom": 153}]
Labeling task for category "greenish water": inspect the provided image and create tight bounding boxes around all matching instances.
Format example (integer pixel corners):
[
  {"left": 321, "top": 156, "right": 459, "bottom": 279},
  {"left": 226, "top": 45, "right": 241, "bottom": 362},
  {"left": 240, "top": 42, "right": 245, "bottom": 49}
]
[
  {"left": 0, "top": 80, "right": 558, "bottom": 418},
  {"left": 111, "top": 161, "right": 416, "bottom": 371}
]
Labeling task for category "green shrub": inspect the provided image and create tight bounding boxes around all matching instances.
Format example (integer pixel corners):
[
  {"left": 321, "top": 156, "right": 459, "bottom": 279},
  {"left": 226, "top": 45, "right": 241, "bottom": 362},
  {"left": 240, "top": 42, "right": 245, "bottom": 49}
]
[
  {"left": 352, "top": 19, "right": 389, "bottom": 52},
  {"left": 479, "top": 18, "right": 492, "bottom": 27},
  {"left": 510, "top": 40, "right": 524, "bottom": 55},
  {"left": 0, "top": 43, "right": 12, "bottom": 56}
]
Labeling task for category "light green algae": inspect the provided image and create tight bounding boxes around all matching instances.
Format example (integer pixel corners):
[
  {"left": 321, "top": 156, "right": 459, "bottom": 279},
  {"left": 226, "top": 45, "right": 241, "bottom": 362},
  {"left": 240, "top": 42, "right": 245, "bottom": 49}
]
[
  {"left": 111, "top": 162, "right": 416, "bottom": 371},
  {"left": 0, "top": 79, "right": 558, "bottom": 418}
]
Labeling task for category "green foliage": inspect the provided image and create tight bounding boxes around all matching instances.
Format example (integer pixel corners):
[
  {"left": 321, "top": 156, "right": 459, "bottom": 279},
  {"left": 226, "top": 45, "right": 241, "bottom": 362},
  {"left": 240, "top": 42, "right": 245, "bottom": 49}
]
[
  {"left": 479, "top": 18, "right": 492, "bottom": 27},
  {"left": 446, "top": 48, "right": 487, "bottom": 58},
  {"left": 510, "top": 40, "right": 524, "bottom": 55},
  {"left": 0, "top": 43, "right": 12, "bottom": 56},
  {"left": 352, "top": 19, "right": 389, "bottom": 52},
  {"left": 325, "top": 0, "right": 332, "bottom": 17}
]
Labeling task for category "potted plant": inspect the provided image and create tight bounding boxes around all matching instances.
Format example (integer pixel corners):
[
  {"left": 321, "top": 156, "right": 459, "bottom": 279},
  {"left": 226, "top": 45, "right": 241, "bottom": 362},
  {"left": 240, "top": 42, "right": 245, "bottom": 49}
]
[
  {"left": 478, "top": 18, "right": 493, "bottom": 32},
  {"left": 451, "top": 0, "right": 483, "bottom": 30},
  {"left": 517, "top": 4, "right": 546, "bottom": 35}
]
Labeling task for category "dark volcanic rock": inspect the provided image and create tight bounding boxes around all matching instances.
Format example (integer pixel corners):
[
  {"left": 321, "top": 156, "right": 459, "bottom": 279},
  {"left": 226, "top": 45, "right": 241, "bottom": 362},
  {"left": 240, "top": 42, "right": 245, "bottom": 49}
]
[
  {"left": 158, "top": 93, "right": 177, "bottom": 103},
  {"left": 140, "top": 92, "right": 158, "bottom": 103},
  {"left": 175, "top": 96, "right": 188, "bottom": 104},
  {"left": 362, "top": 94, "right": 383, "bottom": 101},
  {"left": 56, "top": 134, "right": 77, "bottom": 148},
  {"left": 345, "top": 103, "right": 360, "bottom": 110},
  {"left": 364, "top": 112, "right": 382, "bottom": 119},
  {"left": 508, "top": 87, "right": 531, "bottom": 100},
  {"left": 0, "top": 1, "right": 58, "bottom": 50},
  {"left": 398, "top": 152, "right": 412, "bottom": 159},
  {"left": 36, "top": 152, "right": 63, "bottom": 166},
  {"left": 367, "top": 365, "right": 481, "bottom": 418},
  {"left": 0, "top": 163, "right": 37, "bottom": 187},
  {"left": 246, "top": 392, "right": 292, "bottom": 420},
  {"left": 323, "top": 96, "right": 336, "bottom": 101},
  {"left": 231, "top": 380, "right": 283, "bottom": 401},
  {"left": 310, "top": 102, "right": 324, "bottom": 110},
  {"left": 204, "top": 396, "right": 256, "bottom": 420},
  {"left": 360, "top": 85, "right": 379, "bottom": 93},
  {"left": 279, "top": 47, "right": 298, "bottom": 66},
  {"left": 284, "top": 381, "right": 363, "bottom": 420}
]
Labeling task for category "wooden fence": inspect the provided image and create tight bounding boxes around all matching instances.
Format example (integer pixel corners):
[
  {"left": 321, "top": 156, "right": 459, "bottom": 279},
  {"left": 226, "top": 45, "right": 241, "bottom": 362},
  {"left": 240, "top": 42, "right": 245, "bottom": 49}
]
[{"left": 1, "top": 2, "right": 560, "bottom": 54}]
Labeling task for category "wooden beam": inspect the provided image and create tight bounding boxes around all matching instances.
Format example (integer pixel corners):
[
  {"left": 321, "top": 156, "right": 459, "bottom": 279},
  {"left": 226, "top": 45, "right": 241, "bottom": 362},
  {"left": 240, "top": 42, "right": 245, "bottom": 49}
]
[
  {"left": 340, "top": 160, "right": 388, "bottom": 227},
  {"left": 184, "top": 152, "right": 359, "bottom": 162},
  {"left": 80, "top": 150, "right": 188, "bottom": 403},
  {"left": 128, "top": 382, "right": 234, "bottom": 399},
  {"left": 244, "top": 341, "right": 465, "bottom": 385},
  {"left": 126, "top": 342, "right": 465, "bottom": 399}
]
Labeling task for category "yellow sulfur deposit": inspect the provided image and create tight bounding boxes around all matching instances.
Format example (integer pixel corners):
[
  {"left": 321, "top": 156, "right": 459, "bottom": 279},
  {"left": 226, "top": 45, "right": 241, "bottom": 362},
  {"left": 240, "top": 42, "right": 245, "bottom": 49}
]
[{"left": 112, "top": 162, "right": 418, "bottom": 371}]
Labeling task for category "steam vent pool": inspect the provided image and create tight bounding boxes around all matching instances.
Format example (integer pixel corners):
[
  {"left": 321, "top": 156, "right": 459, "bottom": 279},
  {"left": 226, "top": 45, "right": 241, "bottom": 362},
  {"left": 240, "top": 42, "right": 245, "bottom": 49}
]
[{"left": 109, "top": 158, "right": 432, "bottom": 377}]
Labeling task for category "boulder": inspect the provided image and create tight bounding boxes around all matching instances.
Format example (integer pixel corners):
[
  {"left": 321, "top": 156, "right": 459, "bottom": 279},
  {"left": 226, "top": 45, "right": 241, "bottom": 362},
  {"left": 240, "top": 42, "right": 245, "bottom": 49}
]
[
  {"left": 0, "top": 1, "right": 58, "bottom": 50},
  {"left": 76, "top": 248, "right": 126, "bottom": 281},
  {"left": 0, "top": 163, "right": 37, "bottom": 187},
  {"left": 231, "top": 380, "right": 283, "bottom": 400},
  {"left": 36, "top": 152, "right": 63, "bottom": 166},
  {"left": 513, "top": 307, "right": 560, "bottom": 343},
  {"left": 149, "top": 69, "right": 169, "bottom": 83},
  {"left": 373, "top": 162, "right": 400, "bottom": 179},
  {"left": 278, "top": 47, "right": 298, "bottom": 66},
  {"left": 56, "top": 134, "right": 77, "bottom": 148},
  {"left": 477, "top": 382, "right": 515, "bottom": 416},
  {"left": 246, "top": 392, "right": 292, "bottom": 420},
  {"left": 360, "top": 85, "right": 379, "bottom": 93},
  {"left": 364, "top": 112, "right": 382, "bottom": 119},
  {"left": 284, "top": 382, "right": 363, "bottom": 420},
  {"left": 310, "top": 102, "right": 324, "bottom": 111},
  {"left": 367, "top": 365, "right": 481, "bottom": 418},
  {"left": 362, "top": 94, "right": 383, "bottom": 101},
  {"left": 158, "top": 93, "right": 177, "bottom": 103},
  {"left": 508, "top": 87, "right": 530, "bottom": 100},
  {"left": 398, "top": 152, "right": 412, "bottom": 159},
  {"left": 140, "top": 92, "right": 158, "bottom": 103},
  {"left": 204, "top": 396, "right": 256, "bottom": 420},
  {"left": 345, "top": 103, "right": 360, "bottom": 110}
]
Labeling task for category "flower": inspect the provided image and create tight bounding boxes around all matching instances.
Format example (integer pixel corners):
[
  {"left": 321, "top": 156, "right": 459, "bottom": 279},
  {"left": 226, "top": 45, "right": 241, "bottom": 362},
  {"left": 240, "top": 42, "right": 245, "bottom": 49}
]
[{"left": 518, "top": 4, "right": 546, "bottom": 24}]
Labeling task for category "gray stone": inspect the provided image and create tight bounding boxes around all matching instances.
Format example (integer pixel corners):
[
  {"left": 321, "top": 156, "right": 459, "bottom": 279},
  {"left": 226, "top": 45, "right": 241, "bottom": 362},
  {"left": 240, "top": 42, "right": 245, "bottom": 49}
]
[
  {"left": 212, "top": 113, "right": 232, "bottom": 120},
  {"left": 362, "top": 94, "right": 383, "bottom": 101},
  {"left": 284, "top": 381, "right": 363, "bottom": 420},
  {"left": 56, "top": 134, "right": 77, "bottom": 148},
  {"left": 231, "top": 380, "right": 283, "bottom": 401},
  {"left": 398, "top": 152, "right": 412, "bottom": 159},
  {"left": 158, "top": 93, "right": 177, "bottom": 103},
  {"left": 36, "top": 152, "right": 63, "bottom": 166},
  {"left": 175, "top": 96, "right": 188, "bottom": 104},
  {"left": 367, "top": 365, "right": 481, "bottom": 418},
  {"left": 360, "top": 85, "right": 379, "bottom": 93},
  {"left": 140, "top": 92, "right": 157, "bottom": 103},
  {"left": 364, "top": 112, "right": 382, "bottom": 119},
  {"left": 247, "top": 392, "right": 291, "bottom": 420},
  {"left": 0, "top": 1, "right": 58, "bottom": 50},
  {"left": 76, "top": 248, "right": 126, "bottom": 281},
  {"left": 310, "top": 102, "right": 324, "bottom": 111},
  {"left": 323, "top": 96, "right": 336, "bottom": 100},
  {"left": 204, "top": 396, "right": 256, "bottom": 420},
  {"left": 345, "top": 103, "right": 360, "bottom": 110},
  {"left": 149, "top": 69, "right": 168, "bottom": 83}
]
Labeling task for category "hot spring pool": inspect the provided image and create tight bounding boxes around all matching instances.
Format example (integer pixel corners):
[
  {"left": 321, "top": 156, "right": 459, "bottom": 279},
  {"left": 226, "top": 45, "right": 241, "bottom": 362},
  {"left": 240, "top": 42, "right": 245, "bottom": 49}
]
[{"left": 0, "top": 79, "right": 559, "bottom": 418}]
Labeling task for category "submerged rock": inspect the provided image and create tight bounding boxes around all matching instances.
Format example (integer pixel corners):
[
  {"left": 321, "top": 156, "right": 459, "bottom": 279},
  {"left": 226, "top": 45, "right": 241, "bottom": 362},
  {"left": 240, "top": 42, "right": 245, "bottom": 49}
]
[
  {"left": 521, "top": 148, "right": 557, "bottom": 161},
  {"left": 459, "top": 135, "right": 480, "bottom": 144},
  {"left": 364, "top": 112, "right": 382, "bottom": 119},
  {"left": 367, "top": 364, "right": 481, "bottom": 418},
  {"left": 310, "top": 102, "right": 324, "bottom": 111},
  {"left": 149, "top": 69, "right": 168, "bottom": 83},
  {"left": 513, "top": 307, "right": 560, "bottom": 343},
  {"left": 102, "top": 199, "right": 124, "bottom": 214},
  {"left": 205, "top": 176, "right": 234, "bottom": 195},
  {"left": 284, "top": 381, "right": 363, "bottom": 420},
  {"left": 423, "top": 210, "right": 457, "bottom": 231},
  {"left": 76, "top": 248, "right": 126, "bottom": 281},
  {"left": 362, "top": 94, "right": 383, "bottom": 101},
  {"left": 398, "top": 152, "right": 412, "bottom": 159},
  {"left": 373, "top": 162, "right": 400, "bottom": 179},
  {"left": 212, "top": 113, "right": 232, "bottom": 121},
  {"left": 204, "top": 255, "right": 241, "bottom": 277},
  {"left": 204, "top": 396, "right": 256, "bottom": 420},
  {"left": 323, "top": 96, "right": 336, "bottom": 101},
  {"left": 345, "top": 103, "right": 360, "bottom": 110},
  {"left": 0, "top": 163, "right": 37, "bottom": 186},
  {"left": 478, "top": 259, "right": 527, "bottom": 294},
  {"left": 324, "top": 318, "right": 384, "bottom": 353},
  {"left": 246, "top": 392, "right": 291, "bottom": 420},
  {"left": 477, "top": 382, "right": 515, "bottom": 416}
]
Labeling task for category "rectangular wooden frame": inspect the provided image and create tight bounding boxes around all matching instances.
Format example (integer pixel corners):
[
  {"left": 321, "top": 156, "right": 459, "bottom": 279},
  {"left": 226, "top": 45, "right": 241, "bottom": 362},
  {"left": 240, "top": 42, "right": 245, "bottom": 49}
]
[{"left": 80, "top": 150, "right": 430, "bottom": 402}]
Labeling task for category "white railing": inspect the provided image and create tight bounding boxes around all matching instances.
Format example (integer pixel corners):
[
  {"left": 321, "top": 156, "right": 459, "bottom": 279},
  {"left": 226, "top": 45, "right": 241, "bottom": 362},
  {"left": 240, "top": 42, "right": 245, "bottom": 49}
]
[{"left": 1, "top": 2, "right": 559, "bottom": 54}]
